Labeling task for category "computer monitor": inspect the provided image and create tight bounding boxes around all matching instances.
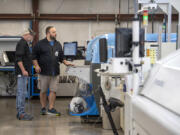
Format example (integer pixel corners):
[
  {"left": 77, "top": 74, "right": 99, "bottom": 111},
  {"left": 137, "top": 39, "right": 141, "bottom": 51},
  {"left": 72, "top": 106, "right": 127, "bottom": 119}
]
[
  {"left": 63, "top": 42, "right": 77, "bottom": 56},
  {"left": 63, "top": 42, "right": 77, "bottom": 60},
  {"left": 115, "top": 28, "right": 132, "bottom": 57},
  {"left": 115, "top": 28, "right": 144, "bottom": 57}
]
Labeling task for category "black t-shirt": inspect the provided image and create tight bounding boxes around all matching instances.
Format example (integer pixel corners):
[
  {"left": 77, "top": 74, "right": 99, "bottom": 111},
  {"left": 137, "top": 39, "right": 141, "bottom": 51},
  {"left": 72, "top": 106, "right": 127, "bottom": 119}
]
[
  {"left": 15, "top": 38, "right": 32, "bottom": 75},
  {"left": 32, "top": 38, "right": 64, "bottom": 76}
]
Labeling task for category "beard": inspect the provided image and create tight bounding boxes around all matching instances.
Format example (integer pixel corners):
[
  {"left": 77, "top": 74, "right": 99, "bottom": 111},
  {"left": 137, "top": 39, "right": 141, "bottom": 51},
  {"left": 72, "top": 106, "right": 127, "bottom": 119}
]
[{"left": 50, "top": 35, "right": 56, "bottom": 40}]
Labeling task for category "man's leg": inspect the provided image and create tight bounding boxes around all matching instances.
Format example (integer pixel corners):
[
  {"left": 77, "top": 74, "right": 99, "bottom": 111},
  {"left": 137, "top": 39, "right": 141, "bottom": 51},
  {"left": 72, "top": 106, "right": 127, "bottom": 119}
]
[
  {"left": 40, "top": 92, "right": 47, "bottom": 108},
  {"left": 16, "top": 76, "right": 25, "bottom": 115},
  {"left": 21, "top": 76, "right": 28, "bottom": 112},
  {"left": 38, "top": 74, "right": 49, "bottom": 115},
  {"left": 38, "top": 75, "right": 49, "bottom": 108},
  {"left": 16, "top": 76, "right": 33, "bottom": 120},
  {"left": 49, "top": 75, "right": 58, "bottom": 109},
  {"left": 48, "top": 91, "right": 56, "bottom": 109},
  {"left": 47, "top": 76, "right": 60, "bottom": 115}
]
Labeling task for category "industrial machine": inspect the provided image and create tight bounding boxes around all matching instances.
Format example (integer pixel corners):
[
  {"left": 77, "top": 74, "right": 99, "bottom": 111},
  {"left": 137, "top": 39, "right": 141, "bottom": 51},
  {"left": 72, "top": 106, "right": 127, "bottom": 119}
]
[
  {"left": 124, "top": 1, "right": 180, "bottom": 135},
  {"left": 68, "top": 22, "right": 178, "bottom": 135},
  {"left": 96, "top": 21, "right": 146, "bottom": 134},
  {"left": 67, "top": 34, "right": 116, "bottom": 121},
  {"left": 67, "top": 66, "right": 99, "bottom": 122},
  {"left": 66, "top": 1, "right": 180, "bottom": 134},
  {"left": 128, "top": 47, "right": 180, "bottom": 135},
  {"left": 95, "top": 0, "right": 180, "bottom": 135}
]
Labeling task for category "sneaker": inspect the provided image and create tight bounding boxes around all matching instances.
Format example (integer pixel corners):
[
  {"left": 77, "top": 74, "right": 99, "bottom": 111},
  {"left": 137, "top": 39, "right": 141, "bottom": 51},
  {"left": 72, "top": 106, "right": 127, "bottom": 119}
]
[
  {"left": 17, "top": 113, "right": 33, "bottom": 121},
  {"left": 47, "top": 108, "right": 61, "bottom": 116},
  {"left": 40, "top": 107, "right": 46, "bottom": 115}
]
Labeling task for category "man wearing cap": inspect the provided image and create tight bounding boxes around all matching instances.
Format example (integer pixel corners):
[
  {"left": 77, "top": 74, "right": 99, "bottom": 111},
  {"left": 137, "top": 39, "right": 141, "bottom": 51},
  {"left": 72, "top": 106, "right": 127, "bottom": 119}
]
[
  {"left": 15, "top": 28, "right": 35, "bottom": 120},
  {"left": 32, "top": 26, "right": 73, "bottom": 116}
]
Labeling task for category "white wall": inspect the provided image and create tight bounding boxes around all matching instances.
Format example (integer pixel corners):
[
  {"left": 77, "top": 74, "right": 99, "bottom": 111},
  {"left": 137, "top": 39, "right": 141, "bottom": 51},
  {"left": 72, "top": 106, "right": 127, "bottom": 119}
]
[
  {"left": 39, "top": 21, "right": 117, "bottom": 45},
  {"left": 39, "top": 0, "right": 123, "bottom": 14},
  {"left": 0, "top": 21, "right": 30, "bottom": 36},
  {"left": 39, "top": 21, "right": 90, "bottom": 45},
  {"left": 0, "top": 0, "right": 32, "bottom": 13},
  {"left": 0, "top": 0, "right": 31, "bottom": 36}
]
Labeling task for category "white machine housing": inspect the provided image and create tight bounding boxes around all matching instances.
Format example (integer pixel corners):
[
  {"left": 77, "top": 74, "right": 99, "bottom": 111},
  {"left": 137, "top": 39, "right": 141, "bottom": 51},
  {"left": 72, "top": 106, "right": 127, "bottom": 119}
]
[
  {"left": 108, "top": 58, "right": 132, "bottom": 74},
  {"left": 126, "top": 49, "right": 180, "bottom": 135}
]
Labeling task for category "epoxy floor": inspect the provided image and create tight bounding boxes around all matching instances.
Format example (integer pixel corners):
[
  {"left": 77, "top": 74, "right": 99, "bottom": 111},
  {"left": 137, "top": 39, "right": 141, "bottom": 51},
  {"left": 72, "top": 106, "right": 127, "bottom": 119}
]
[{"left": 0, "top": 98, "right": 123, "bottom": 135}]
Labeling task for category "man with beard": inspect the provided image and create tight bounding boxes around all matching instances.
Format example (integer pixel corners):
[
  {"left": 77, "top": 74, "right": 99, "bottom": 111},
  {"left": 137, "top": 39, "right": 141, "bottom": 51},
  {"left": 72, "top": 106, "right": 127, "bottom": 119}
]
[{"left": 32, "top": 26, "right": 73, "bottom": 115}]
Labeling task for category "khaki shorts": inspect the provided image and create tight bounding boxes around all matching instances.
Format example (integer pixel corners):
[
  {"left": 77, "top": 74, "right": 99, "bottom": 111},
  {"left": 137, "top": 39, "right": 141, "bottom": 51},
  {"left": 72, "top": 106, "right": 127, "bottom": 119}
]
[{"left": 38, "top": 74, "right": 59, "bottom": 93}]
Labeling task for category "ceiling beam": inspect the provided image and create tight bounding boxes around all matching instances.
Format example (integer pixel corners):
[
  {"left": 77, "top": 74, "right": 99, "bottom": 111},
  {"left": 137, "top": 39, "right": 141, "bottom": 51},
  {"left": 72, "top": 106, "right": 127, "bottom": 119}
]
[
  {"left": 0, "top": 14, "right": 32, "bottom": 20},
  {"left": 38, "top": 14, "right": 177, "bottom": 21},
  {"left": 0, "top": 14, "right": 177, "bottom": 21}
]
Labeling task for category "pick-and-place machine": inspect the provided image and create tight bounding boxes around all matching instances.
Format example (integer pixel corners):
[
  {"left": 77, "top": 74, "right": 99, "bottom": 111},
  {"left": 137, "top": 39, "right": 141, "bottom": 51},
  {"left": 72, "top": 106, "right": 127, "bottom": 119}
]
[
  {"left": 66, "top": 1, "right": 180, "bottom": 134},
  {"left": 97, "top": 1, "right": 180, "bottom": 135},
  {"left": 96, "top": 22, "right": 180, "bottom": 135},
  {"left": 96, "top": 17, "right": 145, "bottom": 134},
  {"left": 68, "top": 2, "right": 180, "bottom": 135}
]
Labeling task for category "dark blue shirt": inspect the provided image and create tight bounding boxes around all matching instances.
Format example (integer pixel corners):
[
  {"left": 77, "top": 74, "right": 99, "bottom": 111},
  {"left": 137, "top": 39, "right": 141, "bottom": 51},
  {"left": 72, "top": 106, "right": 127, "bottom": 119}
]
[{"left": 49, "top": 41, "right": 54, "bottom": 46}]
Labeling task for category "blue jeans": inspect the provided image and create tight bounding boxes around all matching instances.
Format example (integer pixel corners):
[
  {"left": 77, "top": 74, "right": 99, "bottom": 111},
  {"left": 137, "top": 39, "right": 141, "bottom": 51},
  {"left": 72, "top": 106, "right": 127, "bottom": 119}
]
[{"left": 16, "top": 75, "right": 29, "bottom": 115}]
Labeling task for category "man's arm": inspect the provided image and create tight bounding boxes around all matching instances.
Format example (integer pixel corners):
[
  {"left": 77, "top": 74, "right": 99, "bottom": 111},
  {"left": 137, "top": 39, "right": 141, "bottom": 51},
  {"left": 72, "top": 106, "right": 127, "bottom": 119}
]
[
  {"left": 63, "top": 60, "right": 74, "bottom": 66},
  {"left": 33, "top": 60, "right": 41, "bottom": 73},
  {"left": 18, "top": 61, "right": 28, "bottom": 76},
  {"left": 16, "top": 41, "right": 29, "bottom": 76},
  {"left": 32, "top": 43, "right": 41, "bottom": 73}
]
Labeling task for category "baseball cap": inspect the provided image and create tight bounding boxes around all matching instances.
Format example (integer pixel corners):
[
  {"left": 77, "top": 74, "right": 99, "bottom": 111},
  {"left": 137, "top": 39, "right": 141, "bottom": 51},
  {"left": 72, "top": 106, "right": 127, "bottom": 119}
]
[{"left": 22, "top": 28, "right": 36, "bottom": 36}]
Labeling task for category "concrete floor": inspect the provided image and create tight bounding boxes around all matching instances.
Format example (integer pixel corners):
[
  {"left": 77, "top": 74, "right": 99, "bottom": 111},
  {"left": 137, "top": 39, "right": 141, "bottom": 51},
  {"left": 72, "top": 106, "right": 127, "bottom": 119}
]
[{"left": 0, "top": 98, "right": 123, "bottom": 135}]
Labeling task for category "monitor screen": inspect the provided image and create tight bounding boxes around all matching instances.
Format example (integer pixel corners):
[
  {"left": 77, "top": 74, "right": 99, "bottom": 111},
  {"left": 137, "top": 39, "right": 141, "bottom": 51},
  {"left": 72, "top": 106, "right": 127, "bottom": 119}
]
[
  {"left": 63, "top": 42, "right": 77, "bottom": 56},
  {"left": 115, "top": 28, "right": 132, "bottom": 57},
  {"left": 115, "top": 28, "right": 144, "bottom": 57}
]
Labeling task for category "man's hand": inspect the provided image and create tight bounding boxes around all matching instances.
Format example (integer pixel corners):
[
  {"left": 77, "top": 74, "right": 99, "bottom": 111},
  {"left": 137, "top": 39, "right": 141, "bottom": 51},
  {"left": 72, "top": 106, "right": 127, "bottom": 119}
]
[
  {"left": 35, "top": 65, "right": 41, "bottom": 73},
  {"left": 33, "top": 60, "right": 41, "bottom": 73},
  {"left": 63, "top": 60, "right": 74, "bottom": 66},
  {"left": 22, "top": 70, "right": 29, "bottom": 76},
  {"left": 18, "top": 61, "right": 29, "bottom": 76},
  {"left": 66, "top": 63, "right": 75, "bottom": 66}
]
